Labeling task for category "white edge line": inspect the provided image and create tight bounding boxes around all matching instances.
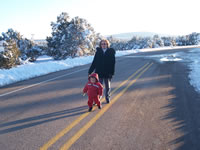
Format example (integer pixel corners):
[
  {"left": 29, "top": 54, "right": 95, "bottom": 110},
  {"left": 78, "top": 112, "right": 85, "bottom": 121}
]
[{"left": 0, "top": 68, "right": 88, "bottom": 97}]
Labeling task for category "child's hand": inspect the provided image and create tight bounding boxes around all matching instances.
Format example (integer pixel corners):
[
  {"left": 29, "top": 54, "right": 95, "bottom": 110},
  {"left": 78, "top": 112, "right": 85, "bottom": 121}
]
[{"left": 82, "top": 93, "right": 86, "bottom": 96}]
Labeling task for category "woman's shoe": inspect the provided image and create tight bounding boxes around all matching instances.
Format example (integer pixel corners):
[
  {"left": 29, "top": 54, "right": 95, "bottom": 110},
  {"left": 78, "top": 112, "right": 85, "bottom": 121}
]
[{"left": 106, "top": 98, "right": 110, "bottom": 103}]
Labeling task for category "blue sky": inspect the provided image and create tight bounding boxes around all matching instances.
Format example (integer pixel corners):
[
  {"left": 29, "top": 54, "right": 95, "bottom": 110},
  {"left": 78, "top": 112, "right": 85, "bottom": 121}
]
[{"left": 0, "top": 0, "right": 200, "bottom": 39}]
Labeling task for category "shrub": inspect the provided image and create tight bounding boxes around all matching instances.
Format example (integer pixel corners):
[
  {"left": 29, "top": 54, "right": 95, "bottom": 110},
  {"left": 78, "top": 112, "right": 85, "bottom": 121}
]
[{"left": 0, "top": 40, "right": 20, "bottom": 69}]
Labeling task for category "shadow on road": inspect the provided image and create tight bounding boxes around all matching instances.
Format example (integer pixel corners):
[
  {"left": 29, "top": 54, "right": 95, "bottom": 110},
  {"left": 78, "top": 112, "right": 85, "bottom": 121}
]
[
  {"left": 123, "top": 60, "right": 200, "bottom": 149},
  {"left": 156, "top": 61, "right": 200, "bottom": 149},
  {"left": 0, "top": 106, "right": 88, "bottom": 135}
]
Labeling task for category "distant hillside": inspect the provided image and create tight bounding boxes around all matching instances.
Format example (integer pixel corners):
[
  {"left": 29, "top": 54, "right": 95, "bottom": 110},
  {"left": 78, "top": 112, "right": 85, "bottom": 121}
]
[
  {"left": 34, "top": 39, "right": 47, "bottom": 46},
  {"left": 34, "top": 39, "right": 47, "bottom": 43},
  {"left": 106, "top": 32, "right": 170, "bottom": 40}
]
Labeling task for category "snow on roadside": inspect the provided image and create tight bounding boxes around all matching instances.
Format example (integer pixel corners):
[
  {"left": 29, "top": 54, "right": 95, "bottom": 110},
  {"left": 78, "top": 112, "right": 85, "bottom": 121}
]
[
  {"left": 149, "top": 46, "right": 200, "bottom": 93},
  {"left": 0, "top": 46, "right": 200, "bottom": 95},
  {"left": 0, "top": 47, "right": 4, "bottom": 52},
  {"left": 139, "top": 45, "right": 199, "bottom": 52},
  {"left": 185, "top": 48, "right": 200, "bottom": 93},
  {"left": 0, "top": 50, "right": 138, "bottom": 87},
  {"left": 0, "top": 55, "right": 94, "bottom": 87}
]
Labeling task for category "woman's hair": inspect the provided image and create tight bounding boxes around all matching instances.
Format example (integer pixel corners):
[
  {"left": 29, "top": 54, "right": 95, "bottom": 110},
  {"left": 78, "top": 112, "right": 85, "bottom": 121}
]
[{"left": 99, "top": 39, "right": 110, "bottom": 48}]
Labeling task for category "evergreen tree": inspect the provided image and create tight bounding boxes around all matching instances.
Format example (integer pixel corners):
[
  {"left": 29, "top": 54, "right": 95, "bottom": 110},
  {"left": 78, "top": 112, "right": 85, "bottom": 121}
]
[
  {"left": 0, "top": 28, "right": 41, "bottom": 62},
  {"left": 0, "top": 40, "right": 20, "bottom": 69},
  {"left": 47, "top": 12, "right": 98, "bottom": 60}
]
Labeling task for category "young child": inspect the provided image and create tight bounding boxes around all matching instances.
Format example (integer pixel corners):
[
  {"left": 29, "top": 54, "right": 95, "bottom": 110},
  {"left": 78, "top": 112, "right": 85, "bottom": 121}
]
[{"left": 83, "top": 73, "right": 103, "bottom": 112}]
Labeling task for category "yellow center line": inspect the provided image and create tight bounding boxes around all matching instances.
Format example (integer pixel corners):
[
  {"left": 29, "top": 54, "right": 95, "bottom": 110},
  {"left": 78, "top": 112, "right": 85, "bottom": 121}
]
[
  {"left": 40, "top": 62, "right": 150, "bottom": 150},
  {"left": 60, "top": 62, "right": 153, "bottom": 150}
]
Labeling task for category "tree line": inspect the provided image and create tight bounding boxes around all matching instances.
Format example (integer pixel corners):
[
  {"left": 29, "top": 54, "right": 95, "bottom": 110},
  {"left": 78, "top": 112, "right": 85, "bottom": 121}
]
[
  {"left": 0, "top": 12, "right": 200, "bottom": 69},
  {"left": 109, "top": 33, "right": 200, "bottom": 50}
]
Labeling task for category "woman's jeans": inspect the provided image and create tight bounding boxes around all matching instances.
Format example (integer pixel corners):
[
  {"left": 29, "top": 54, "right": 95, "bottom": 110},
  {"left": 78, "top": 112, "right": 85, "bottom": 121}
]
[{"left": 99, "top": 78, "right": 111, "bottom": 103}]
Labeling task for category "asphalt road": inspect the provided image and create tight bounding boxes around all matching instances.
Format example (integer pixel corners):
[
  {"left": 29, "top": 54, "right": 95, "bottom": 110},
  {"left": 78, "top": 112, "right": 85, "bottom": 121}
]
[{"left": 0, "top": 47, "right": 200, "bottom": 150}]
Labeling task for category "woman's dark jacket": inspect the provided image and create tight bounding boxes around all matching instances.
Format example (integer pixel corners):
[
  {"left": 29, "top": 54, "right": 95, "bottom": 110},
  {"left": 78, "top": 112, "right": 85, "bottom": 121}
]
[{"left": 88, "top": 47, "right": 116, "bottom": 78}]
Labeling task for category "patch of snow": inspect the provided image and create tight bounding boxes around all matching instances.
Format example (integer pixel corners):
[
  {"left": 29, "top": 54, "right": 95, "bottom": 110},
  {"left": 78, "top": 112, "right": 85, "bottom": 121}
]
[{"left": 0, "top": 46, "right": 200, "bottom": 95}]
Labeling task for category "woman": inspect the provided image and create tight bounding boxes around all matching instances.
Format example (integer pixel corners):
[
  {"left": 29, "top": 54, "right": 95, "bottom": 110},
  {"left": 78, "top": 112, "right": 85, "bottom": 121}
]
[{"left": 88, "top": 39, "right": 116, "bottom": 103}]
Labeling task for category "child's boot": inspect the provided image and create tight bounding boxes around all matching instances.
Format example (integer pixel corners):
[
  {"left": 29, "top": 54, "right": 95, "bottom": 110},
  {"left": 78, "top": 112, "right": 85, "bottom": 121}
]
[
  {"left": 88, "top": 107, "right": 93, "bottom": 112},
  {"left": 98, "top": 105, "right": 102, "bottom": 109}
]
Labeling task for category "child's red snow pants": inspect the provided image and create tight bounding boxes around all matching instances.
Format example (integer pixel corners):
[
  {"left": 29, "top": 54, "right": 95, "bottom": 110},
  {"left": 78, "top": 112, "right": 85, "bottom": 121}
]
[{"left": 88, "top": 96, "right": 101, "bottom": 108}]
